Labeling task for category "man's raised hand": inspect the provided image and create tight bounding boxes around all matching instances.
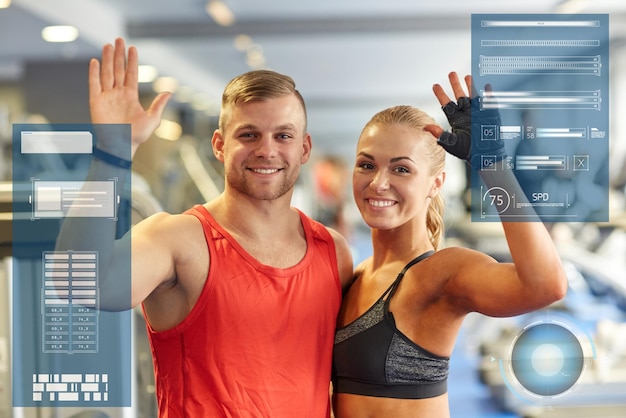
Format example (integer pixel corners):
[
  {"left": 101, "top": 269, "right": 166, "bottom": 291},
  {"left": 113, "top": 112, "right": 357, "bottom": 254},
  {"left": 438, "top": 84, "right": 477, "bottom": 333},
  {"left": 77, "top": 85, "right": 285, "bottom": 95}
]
[{"left": 89, "top": 38, "right": 171, "bottom": 156}]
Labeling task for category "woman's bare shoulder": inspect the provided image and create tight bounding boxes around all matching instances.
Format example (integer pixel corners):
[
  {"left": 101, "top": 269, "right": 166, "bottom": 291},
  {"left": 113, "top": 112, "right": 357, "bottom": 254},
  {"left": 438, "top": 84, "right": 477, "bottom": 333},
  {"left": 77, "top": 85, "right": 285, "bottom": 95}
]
[
  {"left": 432, "top": 246, "right": 494, "bottom": 266},
  {"left": 418, "top": 246, "right": 497, "bottom": 288}
]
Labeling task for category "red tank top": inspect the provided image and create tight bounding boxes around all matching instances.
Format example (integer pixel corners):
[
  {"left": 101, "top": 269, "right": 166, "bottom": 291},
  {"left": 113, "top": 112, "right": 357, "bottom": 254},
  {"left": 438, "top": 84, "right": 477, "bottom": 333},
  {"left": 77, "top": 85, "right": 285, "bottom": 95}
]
[{"left": 143, "top": 205, "right": 342, "bottom": 417}]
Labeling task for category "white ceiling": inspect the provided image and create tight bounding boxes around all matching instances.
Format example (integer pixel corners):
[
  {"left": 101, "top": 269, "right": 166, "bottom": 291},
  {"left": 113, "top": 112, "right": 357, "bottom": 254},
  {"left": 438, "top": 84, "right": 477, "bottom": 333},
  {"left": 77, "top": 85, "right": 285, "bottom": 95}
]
[{"left": 2, "top": 0, "right": 626, "bottom": 160}]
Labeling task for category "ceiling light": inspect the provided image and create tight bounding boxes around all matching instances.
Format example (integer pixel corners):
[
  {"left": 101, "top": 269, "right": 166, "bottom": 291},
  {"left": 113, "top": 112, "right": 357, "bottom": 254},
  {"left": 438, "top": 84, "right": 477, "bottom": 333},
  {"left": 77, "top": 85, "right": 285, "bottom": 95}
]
[
  {"left": 555, "top": 0, "right": 590, "bottom": 13},
  {"left": 191, "top": 92, "right": 211, "bottom": 111},
  {"left": 246, "top": 44, "right": 266, "bottom": 69},
  {"left": 0, "top": 0, "right": 12, "bottom": 9},
  {"left": 41, "top": 25, "right": 79, "bottom": 43},
  {"left": 153, "top": 76, "right": 179, "bottom": 93},
  {"left": 234, "top": 34, "right": 252, "bottom": 51},
  {"left": 138, "top": 65, "right": 158, "bottom": 83},
  {"left": 246, "top": 52, "right": 266, "bottom": 69},
  {"left": 155, "top": 119, "right": 182, "bottom": 141},
  {"left": 206, "top": 0, "right": 235, "bottom": 27},
  {"left": 175, "top": 85, "right": 194, "bottom": 103}
]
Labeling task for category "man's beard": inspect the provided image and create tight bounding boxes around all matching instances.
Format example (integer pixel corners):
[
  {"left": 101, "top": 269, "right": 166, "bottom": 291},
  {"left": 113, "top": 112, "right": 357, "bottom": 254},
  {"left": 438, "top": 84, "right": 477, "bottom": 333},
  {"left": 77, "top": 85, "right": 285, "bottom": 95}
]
[{"left": 226, "top": 168, "right": 299, "bottom": 201}]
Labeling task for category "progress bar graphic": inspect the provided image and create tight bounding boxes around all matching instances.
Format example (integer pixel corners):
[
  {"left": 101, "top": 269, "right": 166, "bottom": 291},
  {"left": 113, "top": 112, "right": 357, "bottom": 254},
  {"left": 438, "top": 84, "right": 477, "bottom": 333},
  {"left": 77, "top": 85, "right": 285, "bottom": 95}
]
[
  {"left": 480, "top": 90, "right": 601, "bottom": 110},
  {"left": 479, "top": 55, "right": 601, "bottom": 76},
  {"left": 480, "top": 19, "right": 600, "bottom": 28},
  {"left": 535, "top": 128, "right": 586, "bottom": 138},
  {"left": 481, "top": 39, "right": 600, "bottom": 48},
  {"left": 516, "top": 155, "right": 567, "bottom": 171}
]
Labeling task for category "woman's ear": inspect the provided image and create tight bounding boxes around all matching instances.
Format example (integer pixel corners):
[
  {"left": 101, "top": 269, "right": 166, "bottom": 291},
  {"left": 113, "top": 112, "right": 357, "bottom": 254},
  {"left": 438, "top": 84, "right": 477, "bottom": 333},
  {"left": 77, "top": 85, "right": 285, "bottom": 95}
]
[{"left": 429, "top": 171, "right": 446, "bottom": 198}]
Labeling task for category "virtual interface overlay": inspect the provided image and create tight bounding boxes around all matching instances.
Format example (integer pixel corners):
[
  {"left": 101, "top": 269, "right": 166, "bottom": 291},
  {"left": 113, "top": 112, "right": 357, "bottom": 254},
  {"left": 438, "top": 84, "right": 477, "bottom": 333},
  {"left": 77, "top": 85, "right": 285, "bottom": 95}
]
[
  {"left": 12, "top": 124, "right": 131, "bottom": 407},
  {"left": 489, "top": 313, "right": 596, "bottom": 408},
  {"left": 32, "top": 373, "right": 110, "bottom": 403},
  {"left": 471, "top": 14, "right": 609, "bottom": 222},
  {"left": 33, "top": 180, "right": 116, "bottom": 219}
]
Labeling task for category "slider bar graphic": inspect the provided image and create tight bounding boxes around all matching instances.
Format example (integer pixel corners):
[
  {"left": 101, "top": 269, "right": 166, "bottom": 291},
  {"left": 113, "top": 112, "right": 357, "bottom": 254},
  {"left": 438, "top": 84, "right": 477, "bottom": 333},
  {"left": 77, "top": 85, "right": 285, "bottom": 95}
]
[
  {"left": 536, "top": 128, "right": 586, "bottom": 139},
  {"left": 481, "top": 40, "right": 600, "bottom": 47},
  {"left": 479, "top": 55, "right": 601, "bottom": 76},
  {"left": 481, "top": 20, "right": 600, "bottom": 28},
  {"left": 516, "top": 155, "right": 566, "bottom": 171},
  {"left": 481, "top": 90, "right": 601, "bottom": 110}
]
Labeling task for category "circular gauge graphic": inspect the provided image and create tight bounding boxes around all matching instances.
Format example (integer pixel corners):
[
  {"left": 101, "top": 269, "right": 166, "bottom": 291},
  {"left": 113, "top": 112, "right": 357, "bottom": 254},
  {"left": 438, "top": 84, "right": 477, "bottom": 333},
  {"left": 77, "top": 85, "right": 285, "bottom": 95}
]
[
  {"left": 510, "top": 322, "right": 585, "bottom": 397},
  {"left": 482, "top": 186, "right": 511, "bottom": 214}
]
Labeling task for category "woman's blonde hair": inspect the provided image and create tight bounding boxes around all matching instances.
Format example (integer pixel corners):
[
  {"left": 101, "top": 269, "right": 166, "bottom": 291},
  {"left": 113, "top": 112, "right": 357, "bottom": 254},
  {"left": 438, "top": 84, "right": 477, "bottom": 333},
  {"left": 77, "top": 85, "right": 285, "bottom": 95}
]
[{"left": 362, "top": 105, "right": 446, "bottom": 249}]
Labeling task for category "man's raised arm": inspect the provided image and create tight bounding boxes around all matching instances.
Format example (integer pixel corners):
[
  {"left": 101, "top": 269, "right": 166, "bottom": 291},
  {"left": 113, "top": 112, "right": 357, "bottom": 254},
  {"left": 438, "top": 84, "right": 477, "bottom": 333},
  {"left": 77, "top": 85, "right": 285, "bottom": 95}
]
[{"left": 55, "top": 38, "right": 170, "bottom": 311}]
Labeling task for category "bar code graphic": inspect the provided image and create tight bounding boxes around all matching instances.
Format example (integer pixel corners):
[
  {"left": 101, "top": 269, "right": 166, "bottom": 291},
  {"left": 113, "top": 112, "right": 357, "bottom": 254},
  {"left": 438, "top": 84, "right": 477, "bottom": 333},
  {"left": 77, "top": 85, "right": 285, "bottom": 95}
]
[{"left": 32, "top": 373, "right": 109, "bottom": 402}]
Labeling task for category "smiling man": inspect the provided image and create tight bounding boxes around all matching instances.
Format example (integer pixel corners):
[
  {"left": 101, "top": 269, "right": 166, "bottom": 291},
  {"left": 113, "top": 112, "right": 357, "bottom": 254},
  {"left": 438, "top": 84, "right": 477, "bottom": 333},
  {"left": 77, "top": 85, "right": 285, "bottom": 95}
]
[{"left": 56, "top": 38, "right": 354, "bottom": 417}]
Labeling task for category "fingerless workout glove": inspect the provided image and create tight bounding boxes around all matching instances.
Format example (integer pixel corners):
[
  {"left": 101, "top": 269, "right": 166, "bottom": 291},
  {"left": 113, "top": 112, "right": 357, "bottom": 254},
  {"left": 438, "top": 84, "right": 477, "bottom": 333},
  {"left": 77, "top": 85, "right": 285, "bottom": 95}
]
[{"left": 438, "top": 96, "right": 507, "bottom": 170}]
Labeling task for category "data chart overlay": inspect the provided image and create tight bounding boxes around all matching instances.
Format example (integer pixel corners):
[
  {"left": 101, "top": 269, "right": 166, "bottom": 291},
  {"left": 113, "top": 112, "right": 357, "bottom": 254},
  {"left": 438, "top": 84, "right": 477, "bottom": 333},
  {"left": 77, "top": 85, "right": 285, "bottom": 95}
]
[
  {"left": 12, "top": 124, "right": 132, "bottom": 407},
  {"left": 471, "top": 14, "right": 609, "bottom": 222}
]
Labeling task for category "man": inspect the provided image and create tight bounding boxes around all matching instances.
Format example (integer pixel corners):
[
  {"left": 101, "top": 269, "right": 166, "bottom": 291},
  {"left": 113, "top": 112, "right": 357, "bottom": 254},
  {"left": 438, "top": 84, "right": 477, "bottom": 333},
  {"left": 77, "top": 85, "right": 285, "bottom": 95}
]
[{"left": 57, "top": 38, "right": 353, "bottom": 417}]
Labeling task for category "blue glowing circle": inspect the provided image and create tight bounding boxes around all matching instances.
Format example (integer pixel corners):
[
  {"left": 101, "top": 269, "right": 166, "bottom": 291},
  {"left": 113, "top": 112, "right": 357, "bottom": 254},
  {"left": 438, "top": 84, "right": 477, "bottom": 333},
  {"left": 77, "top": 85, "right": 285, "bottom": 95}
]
[{"left": 511, "top": 323, "right": 584, "bottom": 396}]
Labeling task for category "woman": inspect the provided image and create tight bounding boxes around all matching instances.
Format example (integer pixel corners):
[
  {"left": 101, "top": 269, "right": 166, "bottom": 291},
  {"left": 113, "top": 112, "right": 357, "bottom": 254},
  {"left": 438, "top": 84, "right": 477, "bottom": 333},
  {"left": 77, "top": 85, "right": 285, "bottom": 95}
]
[{"left": 332, "top": 72, "right": 568, "bottom": 417}]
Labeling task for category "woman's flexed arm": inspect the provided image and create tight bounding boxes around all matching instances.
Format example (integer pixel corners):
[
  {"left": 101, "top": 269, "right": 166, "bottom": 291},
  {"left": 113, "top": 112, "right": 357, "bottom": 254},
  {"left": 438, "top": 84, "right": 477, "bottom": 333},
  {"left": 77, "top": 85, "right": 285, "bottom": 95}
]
[{"left": 427, "top": 72, "right": 568, "bottom": 317}]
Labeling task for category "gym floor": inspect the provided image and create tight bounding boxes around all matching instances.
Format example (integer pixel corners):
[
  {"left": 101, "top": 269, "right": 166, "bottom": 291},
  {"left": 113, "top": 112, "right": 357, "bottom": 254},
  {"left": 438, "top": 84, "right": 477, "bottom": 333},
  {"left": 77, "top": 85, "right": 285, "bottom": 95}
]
[{"left": 448, "top": 328, "right": 517, "bottom": 418}]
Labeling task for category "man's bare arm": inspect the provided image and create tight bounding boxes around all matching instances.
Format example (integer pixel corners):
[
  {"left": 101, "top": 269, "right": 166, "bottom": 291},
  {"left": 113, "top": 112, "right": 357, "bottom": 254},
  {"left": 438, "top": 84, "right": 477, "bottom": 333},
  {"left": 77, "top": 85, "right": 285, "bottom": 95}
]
[{"left": 55, "top": 38, "right": 171, "bottom": 310}]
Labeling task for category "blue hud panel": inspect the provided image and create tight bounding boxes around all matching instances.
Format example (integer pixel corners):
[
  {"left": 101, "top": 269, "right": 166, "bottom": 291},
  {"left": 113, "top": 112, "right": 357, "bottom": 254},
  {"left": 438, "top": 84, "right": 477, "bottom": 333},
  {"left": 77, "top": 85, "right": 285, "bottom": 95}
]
[
  {"left": 12, "top": 124, "right": 132, "bottom": 407},
  {"left": 471, "top": 14, "right": 609, "bottom": 222}
]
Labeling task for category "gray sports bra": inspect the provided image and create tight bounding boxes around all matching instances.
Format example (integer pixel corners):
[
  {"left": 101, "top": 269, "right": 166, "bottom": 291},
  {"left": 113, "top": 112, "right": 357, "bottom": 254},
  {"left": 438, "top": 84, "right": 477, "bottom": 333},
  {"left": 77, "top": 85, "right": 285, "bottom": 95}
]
[{"left": 333, "top": 251, "right": 449, "bottom": 399}]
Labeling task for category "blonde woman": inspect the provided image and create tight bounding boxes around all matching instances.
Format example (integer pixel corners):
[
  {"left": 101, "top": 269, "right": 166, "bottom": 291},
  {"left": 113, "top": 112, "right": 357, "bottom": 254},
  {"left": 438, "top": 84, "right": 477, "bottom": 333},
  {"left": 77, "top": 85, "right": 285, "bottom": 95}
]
[{"left": 332, "top": 72, "right": 568, "bottom": 417}]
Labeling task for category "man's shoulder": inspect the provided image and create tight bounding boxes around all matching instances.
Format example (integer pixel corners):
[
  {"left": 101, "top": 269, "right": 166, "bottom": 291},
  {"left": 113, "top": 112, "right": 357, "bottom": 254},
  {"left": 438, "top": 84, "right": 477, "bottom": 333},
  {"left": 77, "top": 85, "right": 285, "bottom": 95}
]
[{"left": 136, "top": 209, "right": 203, "bottom": 238}]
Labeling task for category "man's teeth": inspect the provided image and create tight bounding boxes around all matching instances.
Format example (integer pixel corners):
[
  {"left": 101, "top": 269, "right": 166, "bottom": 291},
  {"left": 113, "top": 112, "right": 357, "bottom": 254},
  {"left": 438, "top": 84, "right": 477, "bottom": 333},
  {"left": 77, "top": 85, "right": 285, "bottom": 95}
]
[{"left": 253, "top": 168, "right": 279, "bottom": 174}]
